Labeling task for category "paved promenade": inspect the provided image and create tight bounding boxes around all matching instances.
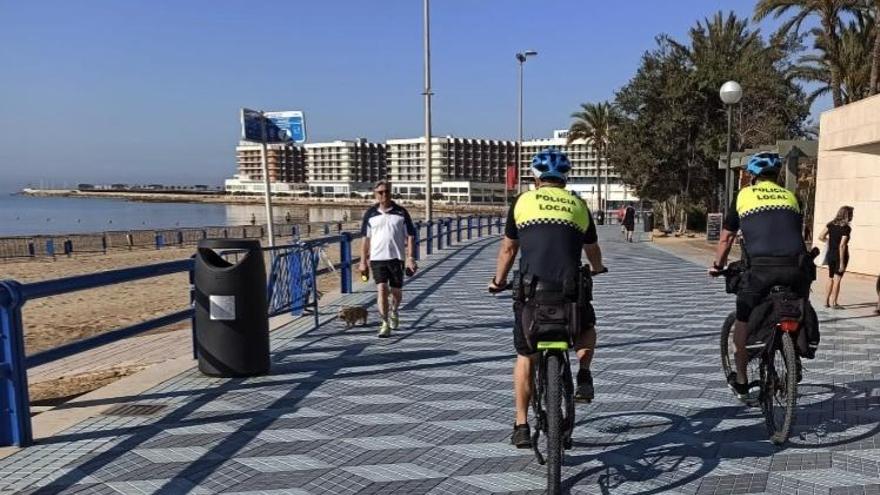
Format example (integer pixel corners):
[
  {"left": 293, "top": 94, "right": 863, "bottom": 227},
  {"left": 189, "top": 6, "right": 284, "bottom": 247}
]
[{"left": 2, "top": 228, "right": 880, "bottom": 494}]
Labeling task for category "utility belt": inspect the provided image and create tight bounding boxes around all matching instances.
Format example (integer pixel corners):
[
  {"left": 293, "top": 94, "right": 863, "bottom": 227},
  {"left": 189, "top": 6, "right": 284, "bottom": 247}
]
[
  {"left": 747, "top": 252, "right": 816, "bottom": 282},
  {"left": 748, "top": 255, "right": 801, "bottom": 267},
  {"left": 512, "top": 266, "right": 593, "bottom": 306}
]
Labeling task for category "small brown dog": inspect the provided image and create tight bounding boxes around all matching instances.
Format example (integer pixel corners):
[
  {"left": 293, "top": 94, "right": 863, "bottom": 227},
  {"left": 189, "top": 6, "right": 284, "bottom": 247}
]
[{"left": 338, "top": 306, "right": 368, "bottom": 328}]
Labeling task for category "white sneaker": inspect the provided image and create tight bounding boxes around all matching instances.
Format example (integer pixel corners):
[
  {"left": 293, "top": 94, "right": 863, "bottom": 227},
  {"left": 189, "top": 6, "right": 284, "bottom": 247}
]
[{"left": 378, "top": 320, "right": 391, "bottom": 338}]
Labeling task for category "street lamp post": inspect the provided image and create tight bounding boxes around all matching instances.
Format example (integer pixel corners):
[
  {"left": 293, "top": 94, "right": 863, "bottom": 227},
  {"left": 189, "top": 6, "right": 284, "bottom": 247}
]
[
  {"left": 423, "top": 0, "right": 434, "bottom": 221},
  {"left": 516, "top": 50, "right": 537, "bottom": 195},
  {"left": 720, "top": 80, "right": 743, "bottom": 213}
]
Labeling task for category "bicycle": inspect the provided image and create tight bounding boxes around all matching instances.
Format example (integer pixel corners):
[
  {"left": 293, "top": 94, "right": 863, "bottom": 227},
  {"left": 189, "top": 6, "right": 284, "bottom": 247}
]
[
  {"left": 491, "top": 266, "right": 606, "bottom": 494},
  {"left": 713, "top": 262, "right": 804, "bottom": 445}
]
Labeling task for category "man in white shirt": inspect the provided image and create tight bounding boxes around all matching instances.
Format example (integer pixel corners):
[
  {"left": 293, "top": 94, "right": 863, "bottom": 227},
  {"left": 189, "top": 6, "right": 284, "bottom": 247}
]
[{"left": 358, "top": 180, "right": 418, "bottom": 337}]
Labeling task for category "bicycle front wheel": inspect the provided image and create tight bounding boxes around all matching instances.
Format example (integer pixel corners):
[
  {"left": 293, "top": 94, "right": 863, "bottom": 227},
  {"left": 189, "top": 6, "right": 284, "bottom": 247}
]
[
  {"left": 720, "top": 312, "right": 736, "bottom": 381},
  {"left": 762, "top": 331, "right": 798, "bottom": 445},
  {"left": 545, "top": 352, "right": 564, "bottom": 495}
]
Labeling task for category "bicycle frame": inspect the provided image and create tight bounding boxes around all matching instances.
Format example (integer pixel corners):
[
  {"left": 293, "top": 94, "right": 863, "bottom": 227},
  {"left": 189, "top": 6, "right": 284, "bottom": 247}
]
[{"left": 530, "top": 342, "right": 575, "bottom": 466}]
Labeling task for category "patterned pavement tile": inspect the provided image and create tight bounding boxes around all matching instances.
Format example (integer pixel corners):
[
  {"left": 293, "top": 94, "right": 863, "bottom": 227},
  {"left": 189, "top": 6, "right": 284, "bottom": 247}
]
[{"left": 3, "top": 231, "right": 880, "bottom": 494}]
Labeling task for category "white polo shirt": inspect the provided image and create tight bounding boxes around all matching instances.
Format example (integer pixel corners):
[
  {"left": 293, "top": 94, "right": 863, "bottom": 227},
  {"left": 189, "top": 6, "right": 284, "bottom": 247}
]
[{"left": 361, "top": 202, "right": 416, "bottom": 261}]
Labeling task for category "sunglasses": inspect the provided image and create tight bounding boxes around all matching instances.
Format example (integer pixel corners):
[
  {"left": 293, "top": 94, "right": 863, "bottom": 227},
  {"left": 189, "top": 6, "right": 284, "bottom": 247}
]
[{"left": 374, "top": 189, "right": 390, "bottom": 195}]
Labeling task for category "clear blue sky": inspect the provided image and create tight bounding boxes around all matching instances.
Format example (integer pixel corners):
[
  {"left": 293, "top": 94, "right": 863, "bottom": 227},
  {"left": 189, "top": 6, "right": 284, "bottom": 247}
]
[{"left": 0, "top": 0, "right": 826, "bottom": 188}]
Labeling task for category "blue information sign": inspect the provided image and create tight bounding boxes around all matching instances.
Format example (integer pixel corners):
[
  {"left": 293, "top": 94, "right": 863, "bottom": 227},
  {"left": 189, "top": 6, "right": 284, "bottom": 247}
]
[
  {"left": 265, "top": 111, "right": 306, "bottom": 144},
  {"left": 240, "top": 109, "right": 307, "bottom": 144},
  {"left": 241, "top": 108, "right": 264, "bottom": 142}
]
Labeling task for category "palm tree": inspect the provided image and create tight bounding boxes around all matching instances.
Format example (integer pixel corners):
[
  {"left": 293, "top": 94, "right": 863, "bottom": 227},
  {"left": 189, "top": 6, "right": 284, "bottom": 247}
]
[
  {"left": 791, "top": 14, "right": 875, "bottom": 104},
  {"left": 755, "top": 0, "right": 862, "bottom": 107},
  {"left": 567, "top": 101, "right": 618, "bottom": 214},
  {"left": 868, "top": 0, "right": 880, "bottom": 95}
]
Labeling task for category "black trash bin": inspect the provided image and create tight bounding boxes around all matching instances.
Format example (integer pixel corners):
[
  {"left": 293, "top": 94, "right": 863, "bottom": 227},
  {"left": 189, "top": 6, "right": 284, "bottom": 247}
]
[
  {"left": 643, "top": 212, "right": 654, "bottom": 233},
  {"left": 194, "top": 239, "right": 270, "bottom": 377}
]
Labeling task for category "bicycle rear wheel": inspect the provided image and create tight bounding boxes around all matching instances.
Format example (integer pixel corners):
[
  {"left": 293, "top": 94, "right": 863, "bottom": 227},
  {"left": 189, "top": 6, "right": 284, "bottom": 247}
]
[
  {"left": 761, "top": 332, "right": 798, "bottom": 445},
  {"left": 545, "top": 352, "right": 564, "bottom": 495}
]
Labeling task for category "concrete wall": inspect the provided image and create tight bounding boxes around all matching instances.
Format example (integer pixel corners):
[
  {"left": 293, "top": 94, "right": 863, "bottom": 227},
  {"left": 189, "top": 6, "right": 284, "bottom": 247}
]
[{"left": 815, "top": 94, "right": 880, "bottom": 275}]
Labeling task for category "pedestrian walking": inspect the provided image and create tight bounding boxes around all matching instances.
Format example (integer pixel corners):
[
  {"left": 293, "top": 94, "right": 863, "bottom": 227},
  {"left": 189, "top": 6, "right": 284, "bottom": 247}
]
[
  {"left": 818, "top": 206, "right": 854, "bottom": 309},
  {"left": 875, "top": 275, "right": 879, "bottom": 315},
  {"left": 250, "top": 213, "right": 256, "bottom": 226},
  {"left": 358, "top": 180, "right": 417, "bottom": 338},
  {"left": 623, "top": 203, "right": 636, "bottom": 242}
]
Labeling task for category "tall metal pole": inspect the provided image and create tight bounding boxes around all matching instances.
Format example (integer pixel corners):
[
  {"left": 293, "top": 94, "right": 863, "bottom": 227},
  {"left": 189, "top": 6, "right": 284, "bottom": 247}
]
[
  {"left": 259, "top": 112, "right": 276, "bottom": 247},
  {"left": 517, "top": 60, "right": 524, "bottom": 194},
  {"left": 423, "top": 0, "right": 433, "bottom": 221},
  {"left": 724, "top": 104, "right": 734, "bottom": 213}
]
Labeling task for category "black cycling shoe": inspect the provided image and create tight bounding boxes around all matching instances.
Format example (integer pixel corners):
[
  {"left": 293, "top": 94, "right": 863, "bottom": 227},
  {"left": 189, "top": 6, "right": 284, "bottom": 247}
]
[
  {"left": 575, "top": 368, "right": 594, "bottom": 403},
  {"left": 511, "top": 423, "right": 532, "bottom": 448},
  {"left": 727, "top": 372, "right": 750, "bottom": 400}
]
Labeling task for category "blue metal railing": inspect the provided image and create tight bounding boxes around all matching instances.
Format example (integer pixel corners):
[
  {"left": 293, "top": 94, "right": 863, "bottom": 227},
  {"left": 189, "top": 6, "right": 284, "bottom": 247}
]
[{"left": 0, "top": 214, "right": 502, "bottom": 447}]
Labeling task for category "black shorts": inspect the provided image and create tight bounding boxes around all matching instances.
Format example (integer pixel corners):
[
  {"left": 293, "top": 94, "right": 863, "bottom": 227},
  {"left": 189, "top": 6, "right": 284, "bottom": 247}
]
[
  {"left": 513, "top": 301, "right": 596, "bottom": 356},
  {"left": 827, "top": 255, "right": 848, "bottom": 277},
  {"left": 371, "top": 260, "right": 404, "bottom": 288},
  {"left": 736, "top": 266, "right": 809, "bottom": 322},
  {"left": 623, "top": 222, "right": 635, "bottom": 232}
]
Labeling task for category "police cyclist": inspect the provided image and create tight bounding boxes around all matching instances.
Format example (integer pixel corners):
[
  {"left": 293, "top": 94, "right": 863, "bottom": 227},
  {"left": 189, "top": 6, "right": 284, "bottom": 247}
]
[
  {"left": 488, "top": 149, "right": 606, "bottom": 448},
  {"left": 710, "top": 152, "right": 813, "bottom": 399}
]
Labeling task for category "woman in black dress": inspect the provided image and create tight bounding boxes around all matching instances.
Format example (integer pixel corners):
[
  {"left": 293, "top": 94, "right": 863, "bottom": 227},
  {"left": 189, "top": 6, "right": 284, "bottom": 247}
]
[{"left": 818, "top": 206, "right": 854, "bottom": 309}]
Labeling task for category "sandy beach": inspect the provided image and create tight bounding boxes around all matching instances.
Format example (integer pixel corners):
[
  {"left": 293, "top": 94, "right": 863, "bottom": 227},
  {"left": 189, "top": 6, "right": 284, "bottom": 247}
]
[{"left": 3, "top": 236, "right": 363, "bottom": 403}]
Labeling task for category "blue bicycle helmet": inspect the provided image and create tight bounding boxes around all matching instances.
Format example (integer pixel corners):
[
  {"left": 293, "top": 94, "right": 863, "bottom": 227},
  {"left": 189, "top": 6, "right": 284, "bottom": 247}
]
[
  {"left": 745, "top": 152, "right": 782, "bottom": 177},
  {"left": 530, "top": 149, "right": 572, "bottom": 182}
]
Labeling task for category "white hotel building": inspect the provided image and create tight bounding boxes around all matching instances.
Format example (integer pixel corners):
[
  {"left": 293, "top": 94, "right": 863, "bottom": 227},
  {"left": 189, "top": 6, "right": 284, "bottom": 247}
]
[
  {"left": 305, "top": 139, "right": 386, "bottom": 197},
  {"left": 521, "top": 130, "right": 635, "bottom": 211},
  {"left": 386, "top": 136, "right": 516, "bottom": 203},
  {"left": 224, "top": 130, "right": 634, "bottom": 206}
]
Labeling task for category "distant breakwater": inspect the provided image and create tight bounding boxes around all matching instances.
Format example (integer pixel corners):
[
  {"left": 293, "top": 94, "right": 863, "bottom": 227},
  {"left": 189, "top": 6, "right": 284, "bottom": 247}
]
[{"left": 0, "top": 220, "right": 362, "bottom": 259}]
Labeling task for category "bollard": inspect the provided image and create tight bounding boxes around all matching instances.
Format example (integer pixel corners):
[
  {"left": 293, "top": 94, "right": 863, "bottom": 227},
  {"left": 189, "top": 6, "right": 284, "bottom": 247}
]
[
  {"left": 413, "top": 221, "right": 422, "bottom": 261},
  {"left": 467, "top": 216, "right": 473, "bottom": 240},
  {"left": 340, "top": 233, "right": 352, "bottom": 294},
  {"left": 446, "top": 219, "right": 452, "bottom": 246},
  {"left": 456, "top": 217, "right": 462, "bottom": 243},
  {"left": 477, "top": 216, "right": 483, "bottom": 237},
  {"left": 426, "top": 220, "right": 434, "bottom": 255},
  {"left": 0, "top": 280, "right": 34, "bottom": 447},
  {"left": 495, "top": 217, "right": 502, "bottom": 234},
  {"left": 436, "top": 220, "right": 443, "bottom": 251}
]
